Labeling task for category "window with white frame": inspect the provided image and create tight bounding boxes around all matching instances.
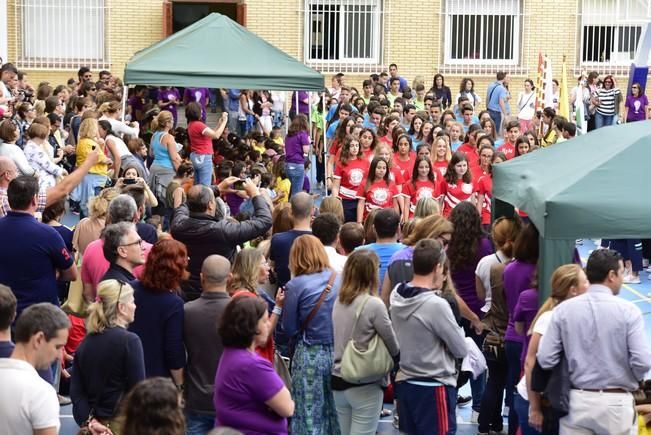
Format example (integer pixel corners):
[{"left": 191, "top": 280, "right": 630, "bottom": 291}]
[
  {"left": 304, "top": 0, "right": 382, "bottom": 66},
  {"left": 15, "top": 0, "right": 109, "bottom": 69},
  {"left": 580, "top": 0, "right": 649, "bottom": 66},
  {"left": 443, "top": 0, "right": 521, "bottom": 65}
]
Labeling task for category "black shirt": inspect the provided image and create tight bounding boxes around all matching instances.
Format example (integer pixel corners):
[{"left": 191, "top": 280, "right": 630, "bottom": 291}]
[
  {"left": 101, "top": 263, "right": 135, "bottom": 284},
  {"left": 136, "top": 222, "right": 158, "bottom": 245}
]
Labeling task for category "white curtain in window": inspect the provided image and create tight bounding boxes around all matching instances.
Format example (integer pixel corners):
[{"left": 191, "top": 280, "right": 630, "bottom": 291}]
[{"left": 446, "top": 0, "right": 519, "bottom": 16}]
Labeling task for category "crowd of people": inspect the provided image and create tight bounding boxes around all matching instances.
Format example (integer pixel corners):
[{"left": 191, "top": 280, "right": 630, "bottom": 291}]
[{"left": 0, "top": 58, "right": 650, "bottom": 435}]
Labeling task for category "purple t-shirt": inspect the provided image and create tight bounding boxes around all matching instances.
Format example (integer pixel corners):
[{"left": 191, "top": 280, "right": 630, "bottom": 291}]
[
  {"left": 290, "top": 91, "right": 309, "bottom": 115},
  {"left": 503, "top": 260, "right": 537, "bottom": 343},
  {"left": 513, "top": 288, "right": 539, "bottom": 369},
  {"left": 183, "top": 88, "right": 210, "bottom": 121},
  {"left": 157, "top": 88, "right": 181, "bottom": 124},
  {"left": 214, "top": 347, "right": 287, "bottom": 435},
  {"left": 451, "top": 237, "right": 494, "bottom": 317},
  {"left": 625, "top": 95, "right": 648, "bottom": 122},
  {"left": 284, "top": 130, "right": 310, "bottom": 164}
]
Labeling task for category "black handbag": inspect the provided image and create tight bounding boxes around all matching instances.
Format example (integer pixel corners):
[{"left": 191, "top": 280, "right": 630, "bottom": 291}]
[{"left": 531, "top": 352, "right": 570, "bottom": 417}]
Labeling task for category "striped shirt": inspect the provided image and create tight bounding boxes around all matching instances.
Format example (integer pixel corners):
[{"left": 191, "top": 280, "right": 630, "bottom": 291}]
[
  {"left": 0, "top": 186, "right": 48, "bottom": 218},
  {"left": 595, "top": 88, "right": 621, "bottom": 116}
]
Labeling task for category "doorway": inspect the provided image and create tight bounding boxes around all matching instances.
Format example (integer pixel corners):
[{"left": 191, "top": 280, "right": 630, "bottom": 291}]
[{"left": 164, "top": 1, "right": 246, "bottom": 36}]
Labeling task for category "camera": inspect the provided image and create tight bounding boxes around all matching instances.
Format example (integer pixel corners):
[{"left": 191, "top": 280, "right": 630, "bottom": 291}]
[{"left": 17, "top": 88, "right": 34, "bottom": 104}]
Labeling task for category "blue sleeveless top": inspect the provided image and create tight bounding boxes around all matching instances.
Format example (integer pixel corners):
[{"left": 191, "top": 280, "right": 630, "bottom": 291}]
[{"left": 151, "top": 131, "right": 173, "bottom": 169}]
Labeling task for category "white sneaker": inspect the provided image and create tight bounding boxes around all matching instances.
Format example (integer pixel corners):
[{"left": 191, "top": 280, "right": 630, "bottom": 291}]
[
  {"left": 502, "top": 405, "right": 509, "bottom": 417},
  {"left": 471, "top": 410, "right": 479, "bottom": 423},
  {"left": 625, "top": 275, "right": 641, "bottom": 284}
]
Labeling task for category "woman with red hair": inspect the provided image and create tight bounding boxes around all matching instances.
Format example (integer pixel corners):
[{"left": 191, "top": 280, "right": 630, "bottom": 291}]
[{"left": 129, "top": 239, "right": 188, "bottom": 391}]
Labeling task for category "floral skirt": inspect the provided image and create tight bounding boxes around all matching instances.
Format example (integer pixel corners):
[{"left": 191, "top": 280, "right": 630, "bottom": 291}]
[{"left": 291, "top": 341, "right": 340, "bottom": 435}]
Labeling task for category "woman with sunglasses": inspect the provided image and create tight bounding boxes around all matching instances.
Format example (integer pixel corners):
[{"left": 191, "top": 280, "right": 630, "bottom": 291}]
[
  {"left": 71, "top": 279, "right": 145, "bottom": 432},
  {"left": 591, "top": 75, "right": 621, "bottom": 129},
  {"left": 623, "top": 82, "right": 649, "bottom": 123}
]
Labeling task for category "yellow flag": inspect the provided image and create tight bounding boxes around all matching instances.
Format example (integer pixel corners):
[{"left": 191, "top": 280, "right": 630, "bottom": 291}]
[{"left": 559, "top": 57, "right": 570, "bottom": 119}]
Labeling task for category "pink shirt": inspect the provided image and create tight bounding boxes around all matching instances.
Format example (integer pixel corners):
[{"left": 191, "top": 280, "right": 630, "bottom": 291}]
[{"left": 81, "top": 239, "right": 152, "bottom": 291}]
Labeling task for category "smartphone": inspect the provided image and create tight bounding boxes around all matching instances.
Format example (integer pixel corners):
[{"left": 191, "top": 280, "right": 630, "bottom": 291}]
[
  {"left": 233, "top": 180, "right": 246, "bottom": 190},
  {"left": 123, "top": 178, "right": 137, "bottom": 185}
]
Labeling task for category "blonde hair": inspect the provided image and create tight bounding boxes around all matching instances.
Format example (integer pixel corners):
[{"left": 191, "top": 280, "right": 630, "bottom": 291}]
[
  {"left": 98, "top": 101, "right": 120, "bottom": 115},
  {"left": 289, "top": 234, "right": 330, "bottom": 277},
  {"left": 319, "top": 196, "right": 344, "bottom": 224},
  {"left": 338, "top": 250, "right": 379, "bottom": 305},
  {"left": 151, "top": 110, "right": 173, "bottom": 131},
  {"left": 434, "top": 135, "right": 452, "bottom": 161},
  {"left": 229, "top": 248, "right": 264, "bottom": 295},
  {"left": 89, "top": 187, "right": 120, "bottom": 219},
  {"left": 86, "top": 279, "right": 134, "bottom": 334},
  {"left": 414, "top": 197, "right": 440, "bottom": 219},
  {"left": 528, "top": 264, "right": 584, "bottom": 335},
  {"left": 403, "top": 214, "right": 453, "bottom": 246},
  {"left": 79, "top": 117, "right": 99, "bottom": 140},
  {"left": 33, "top": 99, "right": 46, "bottom": 117}
]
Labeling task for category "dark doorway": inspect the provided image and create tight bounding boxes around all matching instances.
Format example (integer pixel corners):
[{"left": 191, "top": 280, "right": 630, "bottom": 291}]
[{"left": 164, "top": 1, "right": 246, "bottom": 36}]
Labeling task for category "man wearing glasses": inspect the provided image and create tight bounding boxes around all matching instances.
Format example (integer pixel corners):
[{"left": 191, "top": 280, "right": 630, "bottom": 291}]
[{"left": 100, "top": 222, "right": 146, "bottom": 283}]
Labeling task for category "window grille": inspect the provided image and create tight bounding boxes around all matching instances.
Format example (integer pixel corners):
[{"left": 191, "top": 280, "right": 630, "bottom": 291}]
[
  {"left": 303, "top": 0, "right": 384, "bottom": 74},
  {"left": 14, "top": 0, "right": 110, "bottom": 70},
  {"left": 579, "top": 0, "right": 651, "bottom": 73},
  {"left": 442, "top": 0, "right": 527, "bottom": 75}
]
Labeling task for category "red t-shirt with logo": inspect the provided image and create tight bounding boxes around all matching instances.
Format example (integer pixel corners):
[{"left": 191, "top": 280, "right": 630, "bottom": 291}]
[
  {"left": 403, "top": 179, "right": 442, "bottom": 217},
  {"left": 393, "top": 152, "right": 417, "bottom": 181},
  {"left": 475, "top": 174, "right": 492, "bottom": 225},
  {"left": 333, "top": 158, "right": 370, "bottom": 200},
  {"left": 497, "top": 142, "right": 515, "bottom": 160},
  {"left": 440, "top": 178, "right": 475, "bottom": 217},
  {"left": 356, "top": 179, "right": 399, "bottom": 219},
  {"left": 433, "top": 159, "right": 448, "bottom": 178}
]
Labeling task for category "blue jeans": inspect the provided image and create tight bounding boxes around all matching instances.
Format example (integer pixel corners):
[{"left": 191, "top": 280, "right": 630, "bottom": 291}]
[
  {"left": 513, "top": 392, "right": 542, "bottom": 435},
  {"left": 489, "top": 109, "right": 503, "bottom": 134},
  {"left": 190, "top": 152, "right": 213, "bottom": 186},
  {"left": 463, "top": 319, "right": 486, "bottom": 412},
  {"left": 594, "top": 112, "right": 614, "bottom": 129},
  {"left": 285, "top": 161, "right": 305, "bottom": 198},
  {"left": 185, "top": 411, "right": 214, "bottom": 435},
  {"left": 505, "top": 340, "right": 524, "bottom": 435}
]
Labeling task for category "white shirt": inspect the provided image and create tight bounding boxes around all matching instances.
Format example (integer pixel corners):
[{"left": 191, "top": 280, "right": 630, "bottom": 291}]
[
  {"left": 270, "top": 91, "right": 286, "bottom": 113},
  {"left": 475, "top": 250, "right": 510, "bottom": 312},
  {"left": 516, "top": 311, "right": 552, "bottom": 400},
  {"left": 324, "top": 245, "right": 347, "bottom": 274},
  {"left": 0, "top": 358, "right": 60, "bottom": 434}
]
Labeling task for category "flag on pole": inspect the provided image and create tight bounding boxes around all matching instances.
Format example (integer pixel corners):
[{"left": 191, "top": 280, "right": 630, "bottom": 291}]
[
  {"left": 543, "top": 55, "right": 554, "bottom": 110},
  {"left": 558, "top": 56, "right": 570, "bottom": 119},
  {"left": 574, "top": 69, "right": 588, "bottom": 135},
  {"left": 535, "top": 52, "right": 545, "bottom": 113}
]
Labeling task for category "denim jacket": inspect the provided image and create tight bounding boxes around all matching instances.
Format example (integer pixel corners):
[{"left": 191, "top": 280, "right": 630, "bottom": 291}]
[{"left": 282, "top": 270, "right": 339, "bottom": 345}]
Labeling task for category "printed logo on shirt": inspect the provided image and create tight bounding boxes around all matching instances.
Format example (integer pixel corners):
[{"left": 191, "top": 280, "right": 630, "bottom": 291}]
[
  {"left": 461, "top": 183, "right": 474, "bottom": 194},
  {"left": 372, "top": 188, "right": 390, "bottom": 205},
  {"left": 194, "top": 91, "right": 202, "bottom": 102},
  {"left": 61, "top": 248, "right": 71, "bottom": 262},
  {"left": 349, "top": 168, "right": 364, "bottom": 186},
  {"left": 416, "top": 187, "right": 434, "bottom": 200}
]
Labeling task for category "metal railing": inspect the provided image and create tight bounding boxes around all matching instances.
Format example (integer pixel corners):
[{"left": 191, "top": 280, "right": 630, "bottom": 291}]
[
  {"left": 578, "top": 0, "right": 651, "bottom": 74},
  {"left": 14, "top": 0, "right": 110, "bottom": 70},
  {"left": 441, "top": 0, "right": 528, "bottom": 75},
  {"left": 302, "top": 0, "right": 386, "bottom": 74}
]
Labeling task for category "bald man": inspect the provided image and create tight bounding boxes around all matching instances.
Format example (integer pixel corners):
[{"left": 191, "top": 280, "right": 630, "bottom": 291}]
[
  {"left": 0, "top": 150, "right": 99, "bottom": 218},
  {"left": 183, "top": 255, "right": 232, "bottom": 431},
  {"left": 171, "top": 179, "right": 272, "bottom": 301}
]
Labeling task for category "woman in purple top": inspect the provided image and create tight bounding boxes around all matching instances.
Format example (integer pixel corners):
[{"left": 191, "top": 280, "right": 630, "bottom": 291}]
[
  {"left": 502, "top": 222, "right": 538, "bottom": 435},
  {"left": 284, "top": 114, "right": 311, "bottom": 198},
  {"left": 513, "top": 286, "right": 539, "bottom": 367},
  {"left": 448, "top": 202, "right": 493, "bottom": 414},
  {"left": 289, "top": 90, "right": 309, "bottom": 118},
  {"left": 214, "top": 297, "right": 294, "bottom": 435},
  {"left": 623, "top": 82, "right": 649, "bottom": 123},
  {"left": 157, "top": 87, "right": 181, "bottom": 127},
  {"left": 183, "top": 87, "right": 210, "bottom": 122}
]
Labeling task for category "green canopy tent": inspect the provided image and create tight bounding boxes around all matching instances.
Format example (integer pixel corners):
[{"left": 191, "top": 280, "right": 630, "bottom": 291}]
[
  {"left": 492, "top": 120, "right": 651, "bottom": 298},
  {"left": 123, "top": 13, "right": 324, "bottom": 91}
]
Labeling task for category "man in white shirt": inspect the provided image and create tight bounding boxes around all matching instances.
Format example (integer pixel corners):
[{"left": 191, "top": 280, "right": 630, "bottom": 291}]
[
  {"left": 0, "top": 303, "right": 70, "bottom": 434},
  {"left": 312, "top": 212, "right": 347, "bottom": 274}
]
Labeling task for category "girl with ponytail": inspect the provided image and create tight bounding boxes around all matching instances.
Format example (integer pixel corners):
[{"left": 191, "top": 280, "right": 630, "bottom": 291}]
[{"left": 70, "top": 279, "right": 145, "bottom": 431}]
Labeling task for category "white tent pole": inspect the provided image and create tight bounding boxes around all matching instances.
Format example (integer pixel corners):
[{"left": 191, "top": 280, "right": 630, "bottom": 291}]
[
  {"left": 285, "top": 91, "right": 289, "bottom": 135},
  {"left": 121, "top": 85, "right": 128, "bottom": 122},
  {"left": 308, "top": 91, "right": 315, "bottom": 189}
]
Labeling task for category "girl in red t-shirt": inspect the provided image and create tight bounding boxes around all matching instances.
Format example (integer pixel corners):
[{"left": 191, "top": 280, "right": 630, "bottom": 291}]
[
  {"left": 457, "top": 125, "right": 481, "bottom": 173},
  {"left": 433, "top": 135, "right": 451, "bottom": 178},
  {"left": 332, "top": 135, "right": 370, "bottom": 222},
  {"left": 393, "top": 134, "right": 417, "bottom": 181},
  {"left": 441, "top": 151, "right": 475, "bottom": 217},
  {"left": 476, "top": 151, "right": 506, "bottom": 229},
  {"left": 402, "top": 157, "right": 442, "bottom": 221},
  {"left": 326, "top": 115, "right": 356, "bottom": 182},
  {"left": 359, "top": 127, "right": 378, "bottom": 163},
  {"left": 470, "top": 138, "right": 494, "bottom": 182},
  {"left": 356, "top": 157, "right": 399, "bottom": 223},
  {"left": 377, "top": 115, "right": 400, "bottom": 146}
]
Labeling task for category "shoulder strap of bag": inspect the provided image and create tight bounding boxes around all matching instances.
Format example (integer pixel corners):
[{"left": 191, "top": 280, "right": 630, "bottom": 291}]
[
  {"left": 351, "top": 294, "right": 372, "bottom": 334},
  {"left": 488, "top": 82, "right": 499, "bottom": 105},
  {"left": 300, "top": 270, "right": 337, "bottom": 333}
]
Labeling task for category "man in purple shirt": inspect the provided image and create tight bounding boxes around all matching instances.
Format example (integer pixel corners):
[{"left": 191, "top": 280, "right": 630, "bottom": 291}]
[{"left": 183, "top": 88, "right": 210, "bottom": 122}]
